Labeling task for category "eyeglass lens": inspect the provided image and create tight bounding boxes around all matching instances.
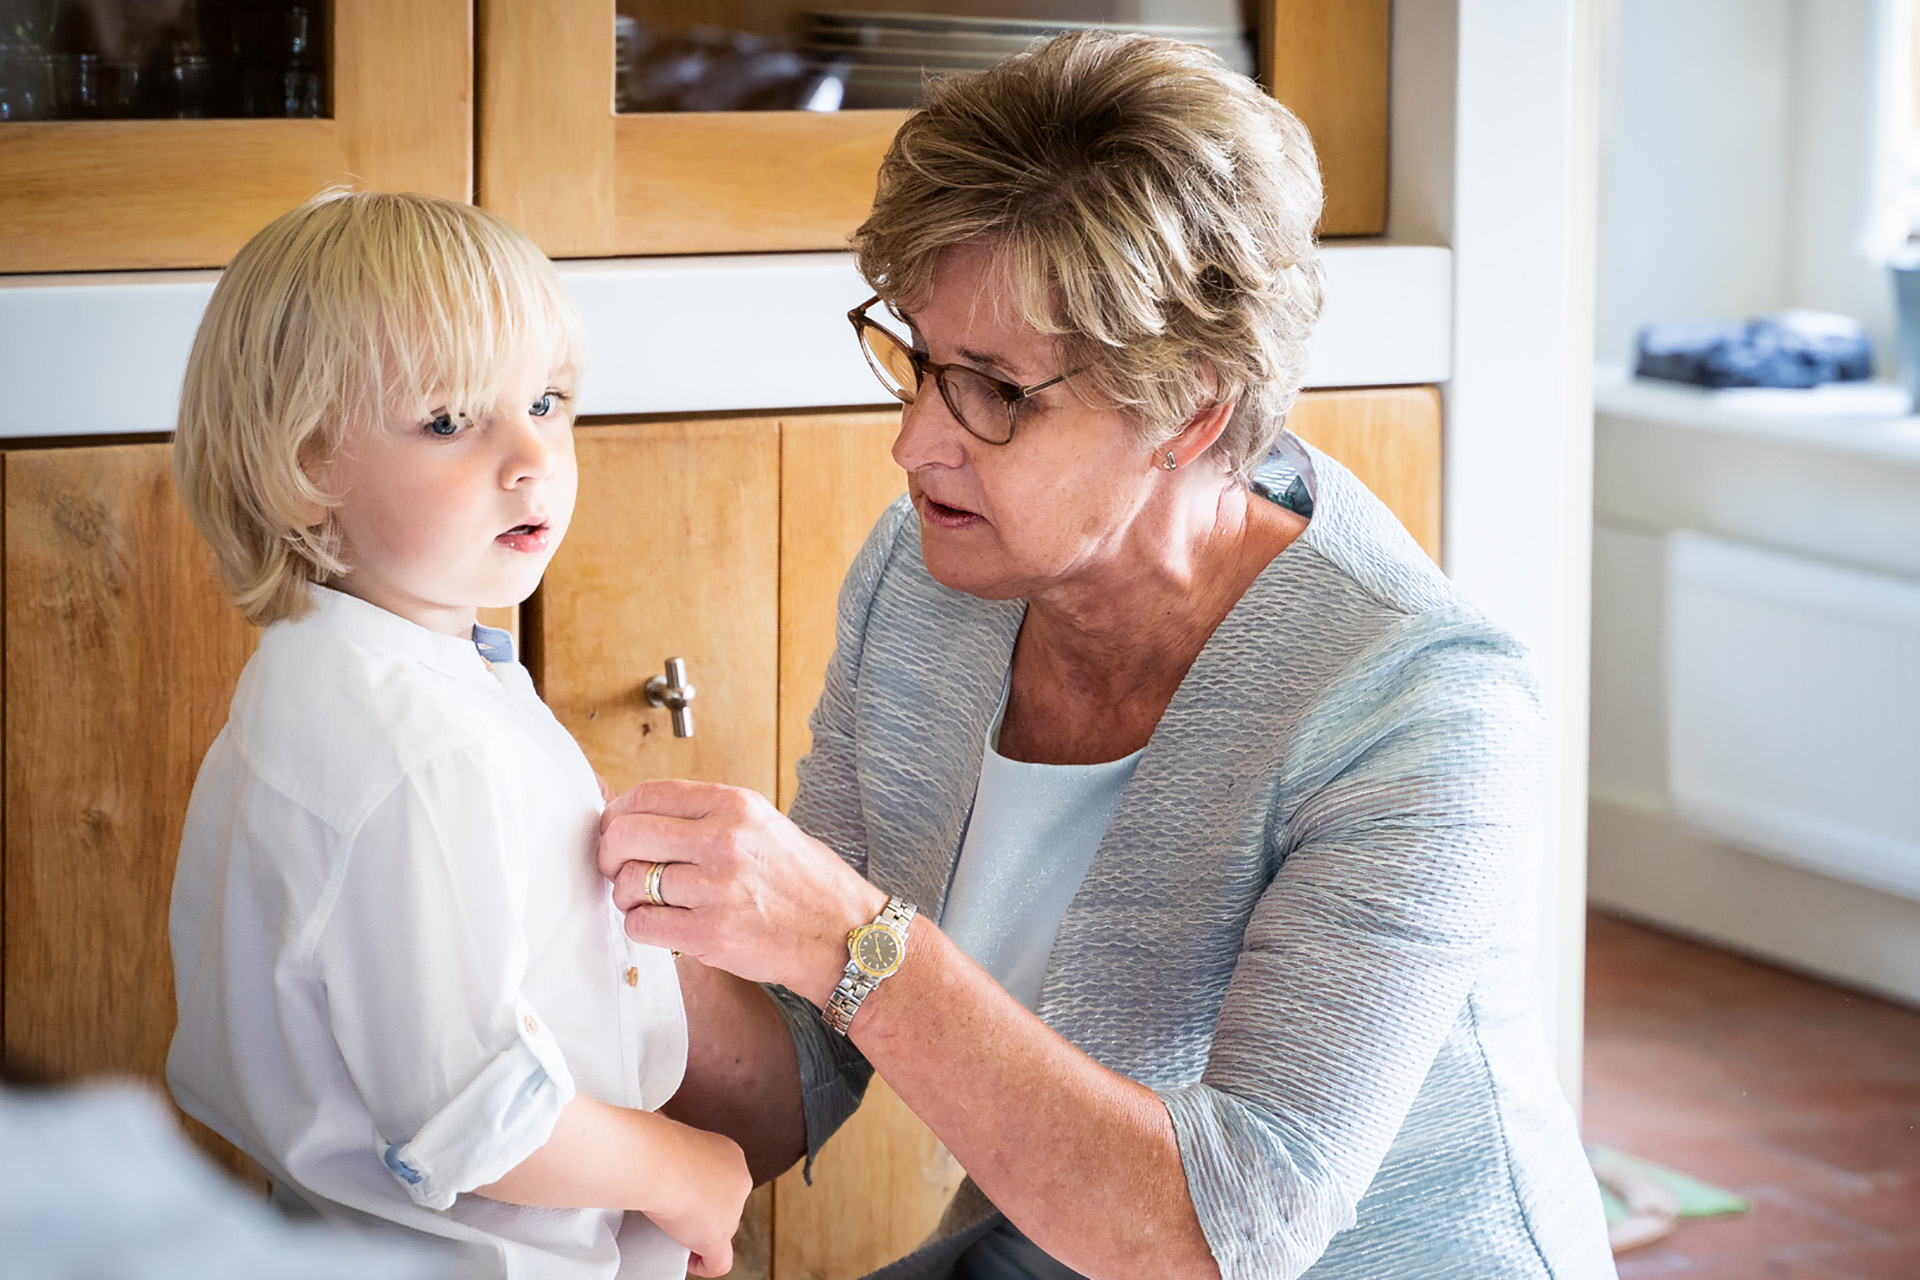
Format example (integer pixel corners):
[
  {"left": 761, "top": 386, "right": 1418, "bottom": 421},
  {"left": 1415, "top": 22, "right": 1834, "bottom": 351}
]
[
  {"left": 858, "top": 322, "right": 1014, "bottom": 444},
  {"left": 860, "top": 323, "right": 919, "bottom": 400}
]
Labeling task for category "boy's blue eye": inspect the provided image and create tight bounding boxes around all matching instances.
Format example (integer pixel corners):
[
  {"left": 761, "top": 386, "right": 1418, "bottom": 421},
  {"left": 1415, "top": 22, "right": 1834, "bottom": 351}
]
[
  {"left": 425, "top": 412, "right": 460, "bottom": 437},
  {"left": 530, "top": 391, "right": 560, "bottom": 417}
]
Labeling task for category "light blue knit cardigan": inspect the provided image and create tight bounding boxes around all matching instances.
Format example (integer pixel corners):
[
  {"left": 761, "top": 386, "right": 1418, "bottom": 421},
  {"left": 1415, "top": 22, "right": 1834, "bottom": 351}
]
[{"left": 770, "top": 437, "right": 1617, "bottom": 1280}]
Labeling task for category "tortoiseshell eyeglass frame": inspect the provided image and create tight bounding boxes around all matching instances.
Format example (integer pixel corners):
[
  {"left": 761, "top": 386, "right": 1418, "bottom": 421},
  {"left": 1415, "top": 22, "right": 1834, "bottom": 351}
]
[{"left": 848, "top": 294, "right": 1085, "bottom": 445}]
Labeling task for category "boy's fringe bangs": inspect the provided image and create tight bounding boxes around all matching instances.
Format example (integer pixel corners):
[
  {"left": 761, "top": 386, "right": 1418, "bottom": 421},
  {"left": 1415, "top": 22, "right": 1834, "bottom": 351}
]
[{"left": 315, "top": 197, "right": 588, "bottom": 429}]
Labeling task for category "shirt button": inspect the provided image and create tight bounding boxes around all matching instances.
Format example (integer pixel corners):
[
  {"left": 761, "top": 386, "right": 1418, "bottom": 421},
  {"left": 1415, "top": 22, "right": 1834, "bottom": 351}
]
[
  {"left": 624, "top": 966, "right": 640, "bottom": 988},
  {"left": 523, "top": 1014, "right": 539, "bottom": 1035}
]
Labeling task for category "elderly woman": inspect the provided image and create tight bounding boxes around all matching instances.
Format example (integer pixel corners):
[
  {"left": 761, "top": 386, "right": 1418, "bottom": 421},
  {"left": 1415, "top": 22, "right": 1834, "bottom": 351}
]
[{"left": 604, "top": 30, "right": 1614, "bottom": 1280}]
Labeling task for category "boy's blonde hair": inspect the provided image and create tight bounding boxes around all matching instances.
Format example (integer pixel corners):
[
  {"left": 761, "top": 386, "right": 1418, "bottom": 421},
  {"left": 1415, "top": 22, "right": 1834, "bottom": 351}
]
[
  {"left": 175, "top": 190, "right": 587, "bottom": 626},
  {"left": 851, "top": 30, "right": 1324, "bottom": 479}
]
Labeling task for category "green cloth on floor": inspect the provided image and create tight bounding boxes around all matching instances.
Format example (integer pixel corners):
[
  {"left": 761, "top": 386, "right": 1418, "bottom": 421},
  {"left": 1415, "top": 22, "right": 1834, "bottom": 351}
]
[{"left": 1588, "top": 1146, "right": 1750, "bottom": 1225}]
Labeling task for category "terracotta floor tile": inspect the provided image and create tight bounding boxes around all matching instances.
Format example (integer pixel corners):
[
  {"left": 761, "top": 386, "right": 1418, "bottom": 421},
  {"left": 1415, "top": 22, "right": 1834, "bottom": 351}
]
[
  {"left": 1653, "top": 1195, "right": 1861, "bottom": 1262},
  {"left": 1667, "top": 1259, "right": 1859, "bottom": 1280},
  {"left": 1755, "top": 1114, "right": 1920, "bottom": 1183},
  {"left": 1585, "top": 912, "right": 1920, "bottom": 1277},
  {"left": 1779, "top": 1176, "right": 1920, "bottom": 1238},
  {"left": 1593, "top": 1128, "right": 1858, "bottom": 1195},
  {"left": 1613, "top": 1244, "right": 1695, "bottom": 1276},
  {"left": 1797, "top": 1234, "right": 1920, "bottom": 1280}
]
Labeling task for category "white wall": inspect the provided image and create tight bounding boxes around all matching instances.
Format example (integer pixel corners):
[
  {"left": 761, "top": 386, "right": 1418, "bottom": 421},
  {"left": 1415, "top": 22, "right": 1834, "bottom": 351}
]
[
  {"left": 1442, "top": 0, "right": 1601, "bottom": 1104},
  {"left": 1596, "top": 0, "right": 1894, "bottom": 367},
  {"left": 1386, "top": 0, "right": 1600, "bottom": 1103}
]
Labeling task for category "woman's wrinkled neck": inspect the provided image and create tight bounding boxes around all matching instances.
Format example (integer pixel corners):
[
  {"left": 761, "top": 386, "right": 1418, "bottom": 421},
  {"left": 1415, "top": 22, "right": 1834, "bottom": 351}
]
[{"left": 1018, "top": 466, "right": 1304, "bottom": 696}]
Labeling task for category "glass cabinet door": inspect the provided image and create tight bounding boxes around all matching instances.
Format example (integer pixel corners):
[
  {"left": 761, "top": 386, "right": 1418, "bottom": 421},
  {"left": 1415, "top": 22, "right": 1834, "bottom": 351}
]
[
  {"left": 0, "top": 0, "right": 469, "bottom": 271},
  {"left": 479, "top": 0, "right": 1385, "bottom": 259}
]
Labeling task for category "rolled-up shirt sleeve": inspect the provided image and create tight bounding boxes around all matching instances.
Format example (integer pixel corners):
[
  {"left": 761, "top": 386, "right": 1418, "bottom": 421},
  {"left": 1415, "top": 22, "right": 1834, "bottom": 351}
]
[
  {"left": 1162, "top": 619, "right": 1546, "bottom": 1279},
  {"left": 312, "top": 746, "right": 575, "bottom": 1212}
]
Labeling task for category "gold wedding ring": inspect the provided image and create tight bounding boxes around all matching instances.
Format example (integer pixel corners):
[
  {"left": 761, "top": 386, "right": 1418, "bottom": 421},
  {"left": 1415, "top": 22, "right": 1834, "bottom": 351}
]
[{"left": 643, "top": 859, "right": 668, "bottom": 908}]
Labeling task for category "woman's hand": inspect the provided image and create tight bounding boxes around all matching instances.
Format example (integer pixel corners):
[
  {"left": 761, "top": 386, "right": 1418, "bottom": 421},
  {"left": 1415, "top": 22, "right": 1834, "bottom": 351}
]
[{"left": 599, "top": 780, "right": 886, "bottom": 1006}]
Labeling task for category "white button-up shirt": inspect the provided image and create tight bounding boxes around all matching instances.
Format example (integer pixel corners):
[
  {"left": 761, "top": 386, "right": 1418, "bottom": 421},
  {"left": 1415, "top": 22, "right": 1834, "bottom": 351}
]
[{"left": 168, "top": 586, "right": 688, "bottom": 1279}]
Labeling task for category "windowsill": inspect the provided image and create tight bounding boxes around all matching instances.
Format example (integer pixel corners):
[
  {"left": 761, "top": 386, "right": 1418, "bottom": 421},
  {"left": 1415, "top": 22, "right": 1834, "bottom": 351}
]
[{"left": 1595, "top": 363, "right": 1920, "bottom": 468}]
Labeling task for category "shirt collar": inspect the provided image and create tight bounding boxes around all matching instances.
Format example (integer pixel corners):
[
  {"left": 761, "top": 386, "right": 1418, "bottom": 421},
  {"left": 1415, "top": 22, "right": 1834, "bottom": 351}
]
[{"left": 301, "top": 584, "right": 499, "bottom": 681}]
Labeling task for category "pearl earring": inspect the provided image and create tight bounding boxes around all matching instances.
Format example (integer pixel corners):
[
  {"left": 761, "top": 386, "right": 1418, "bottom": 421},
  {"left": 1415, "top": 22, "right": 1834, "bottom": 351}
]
[{"left": 1162, "top": 451, "right": 1178, "bottom": 471}]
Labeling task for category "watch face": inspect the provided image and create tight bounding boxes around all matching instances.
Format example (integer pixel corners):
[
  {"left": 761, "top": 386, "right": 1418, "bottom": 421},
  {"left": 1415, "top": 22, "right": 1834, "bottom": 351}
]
[{"left": 853, "top": 925, "right": 901, "bottom": 976}]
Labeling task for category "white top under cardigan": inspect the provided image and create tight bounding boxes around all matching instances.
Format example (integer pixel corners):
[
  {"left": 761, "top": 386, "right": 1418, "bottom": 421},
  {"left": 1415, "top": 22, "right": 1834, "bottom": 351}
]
[
  {"left": 167, "top": 586, "right": 688, "bottom": 1280},
  {"left": 940, "top": 693, "right": 1144, "bottom": 1013},
  {"left": 941, "top": 695, "right": 1141, "bottom": 1280}
]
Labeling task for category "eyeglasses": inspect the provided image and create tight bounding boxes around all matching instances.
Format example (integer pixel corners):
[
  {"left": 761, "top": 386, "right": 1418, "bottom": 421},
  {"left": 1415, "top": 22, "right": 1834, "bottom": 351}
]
[{"left": 848, "top": 295, "right": 1084, "bottom": 445}]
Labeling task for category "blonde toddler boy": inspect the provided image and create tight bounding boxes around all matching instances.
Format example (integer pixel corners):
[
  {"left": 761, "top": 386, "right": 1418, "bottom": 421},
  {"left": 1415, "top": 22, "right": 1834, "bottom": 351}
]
[{"left": 166, "top": 191, "right": 750, "bottom": 1280}]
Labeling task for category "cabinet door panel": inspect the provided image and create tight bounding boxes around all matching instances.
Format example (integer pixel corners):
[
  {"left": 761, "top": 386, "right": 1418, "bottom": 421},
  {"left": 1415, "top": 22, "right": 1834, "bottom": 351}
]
[
  {"left": 1289, "top": 386, "right": 1444, "bottom": 562},
  {"left": 0, "top": 1, "right": 470, "bottom": 272},
  {"left": 537, "top": 417, "right": 781, "bottom": 796},
  {"left": 776, "top": 411, "right": 906, "bottom": 809},
  {"left": 1, "top": 444, "right": 258, "bottom": 1175},
  {"left": 1264, "top": 0, "right": 1391, "bottom": 236}
]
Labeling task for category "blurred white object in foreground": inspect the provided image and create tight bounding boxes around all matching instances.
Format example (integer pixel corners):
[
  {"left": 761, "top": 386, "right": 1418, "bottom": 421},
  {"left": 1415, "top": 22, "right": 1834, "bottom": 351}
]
[{"left": 0, "top": 1080, "right": 459, "bottom": 1280}]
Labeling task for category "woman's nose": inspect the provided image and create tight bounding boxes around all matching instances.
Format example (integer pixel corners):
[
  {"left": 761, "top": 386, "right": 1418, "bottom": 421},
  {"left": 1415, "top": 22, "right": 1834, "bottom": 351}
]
[{"left": 891, "top": 384, "right": 968, "bottom": 472}]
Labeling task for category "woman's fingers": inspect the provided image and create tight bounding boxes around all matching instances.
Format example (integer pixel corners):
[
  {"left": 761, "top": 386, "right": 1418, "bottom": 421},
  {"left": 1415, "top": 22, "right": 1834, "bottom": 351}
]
[
  {"left": 610, "top": 856, "right": 718, "bottom": 912},
  {"left": 595, "top": 777, "right": 882, "bottom": 998},
  {"left": 601, "top": 777, "right": 759, "bottom": 829},
  {"left": 608, "top": 859, "right": 655, "bottom": 911},
  {"left": 624, "top": 902, "right": 706, "bottom": 956},
  {"left": 598, "top": 808, "right": 707, "bottom": 879}
]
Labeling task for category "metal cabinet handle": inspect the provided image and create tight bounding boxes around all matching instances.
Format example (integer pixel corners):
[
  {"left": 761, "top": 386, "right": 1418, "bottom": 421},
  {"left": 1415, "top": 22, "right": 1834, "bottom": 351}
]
[{"left": 644, "top": 656, "right": 696, "bottom": 738}]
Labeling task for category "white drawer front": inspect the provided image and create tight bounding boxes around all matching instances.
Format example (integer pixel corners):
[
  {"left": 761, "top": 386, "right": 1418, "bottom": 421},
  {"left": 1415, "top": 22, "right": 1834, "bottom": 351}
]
[{"left": 1667, "top": 530, "right": 1920, "bottom": 900}]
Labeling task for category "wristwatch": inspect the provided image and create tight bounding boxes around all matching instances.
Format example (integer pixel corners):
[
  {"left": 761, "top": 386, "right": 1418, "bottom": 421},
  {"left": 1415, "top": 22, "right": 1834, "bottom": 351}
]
[{"left": 824, "top": 895, "right": 918, "bottom": 1036}]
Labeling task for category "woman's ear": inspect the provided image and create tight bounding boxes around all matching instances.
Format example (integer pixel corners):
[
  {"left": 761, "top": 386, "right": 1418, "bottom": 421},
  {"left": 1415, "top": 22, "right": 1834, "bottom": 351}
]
[{"left": 1162, "top": 399, "right": 1236, "bottom": 470}]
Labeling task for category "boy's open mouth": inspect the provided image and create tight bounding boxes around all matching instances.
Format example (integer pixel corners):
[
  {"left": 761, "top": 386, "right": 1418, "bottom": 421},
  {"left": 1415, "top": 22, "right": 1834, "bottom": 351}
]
[{"left": 496, "top": 519, "right": 551, "bottom": 551}]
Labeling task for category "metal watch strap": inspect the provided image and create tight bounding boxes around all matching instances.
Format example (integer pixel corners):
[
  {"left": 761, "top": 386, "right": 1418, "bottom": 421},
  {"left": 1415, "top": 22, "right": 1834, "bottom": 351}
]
[{"left": 824, "top": 896, "right": 918, "bottom": 1037}]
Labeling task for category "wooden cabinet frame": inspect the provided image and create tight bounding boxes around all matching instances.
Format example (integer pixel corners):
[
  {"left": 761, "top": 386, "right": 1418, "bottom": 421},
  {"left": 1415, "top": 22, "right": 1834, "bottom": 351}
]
[
  {"left": 479, "top": 0, "right": 1388, "bottom": 259},
  {"left": 0, "top": 1, "right": 471, "bottom": 273},
  {"left": 478, "top": 0, "right": 903, "bottom": 257}
]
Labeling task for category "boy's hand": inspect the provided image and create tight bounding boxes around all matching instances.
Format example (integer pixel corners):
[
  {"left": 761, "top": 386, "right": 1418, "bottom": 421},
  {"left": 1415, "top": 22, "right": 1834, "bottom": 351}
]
[
  {"left": 474, "top": 1094, "right": 750, "bottom": 1267},
  {"left": 646, "top": 1125, "right": 753, "bottom": 1277}
]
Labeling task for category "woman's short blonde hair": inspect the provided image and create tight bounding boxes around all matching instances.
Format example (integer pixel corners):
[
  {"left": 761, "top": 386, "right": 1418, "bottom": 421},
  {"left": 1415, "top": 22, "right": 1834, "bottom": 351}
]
[
  {"left": 175, "top": 189, "right": 586, "bottom": 626},
  {"left": 852, "top": 30, "right": 1325, "bottom": 479}
]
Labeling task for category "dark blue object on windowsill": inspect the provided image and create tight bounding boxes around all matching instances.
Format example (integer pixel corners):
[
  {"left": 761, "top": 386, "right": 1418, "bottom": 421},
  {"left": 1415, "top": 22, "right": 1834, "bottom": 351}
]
[{"left": 1634, "top": 311, "right": 1874, "bottom": 389}]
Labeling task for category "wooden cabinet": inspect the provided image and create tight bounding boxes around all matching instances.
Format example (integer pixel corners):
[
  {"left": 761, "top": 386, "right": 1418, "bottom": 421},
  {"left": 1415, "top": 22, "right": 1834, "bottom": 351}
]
[
  {"left": 480, "top": 0, "right": 1389, "bottom": 258},
  {"left": 533, "top": 416, "right": 787, "bottom": 1279},
  {"left": 1289, "top": 385, "right": 1444, "bottom": 562},
  {"left": 0, "top": 443, "right": 259, "bottom": 1177},
  {"left": 2, "top": 0, "right": 1383, "bottom": 271},
  {"left": 0, "top": 1, "right": 470, "bottom": 273}
]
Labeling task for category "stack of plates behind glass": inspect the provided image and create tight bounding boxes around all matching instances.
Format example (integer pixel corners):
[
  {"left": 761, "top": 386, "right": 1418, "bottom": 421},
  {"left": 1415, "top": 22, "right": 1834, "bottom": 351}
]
[{"left": 803, "top": 10, "right": 1255, "bottom": 110}]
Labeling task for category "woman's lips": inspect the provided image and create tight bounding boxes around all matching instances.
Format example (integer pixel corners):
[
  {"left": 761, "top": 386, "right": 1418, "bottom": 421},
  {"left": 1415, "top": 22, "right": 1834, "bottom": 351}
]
[
  {"left": 496, "top": 521, "right": 551, "bottom": 553},
  {"left": 920, "top": 495, "right": 984, "bottom": 530}
]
